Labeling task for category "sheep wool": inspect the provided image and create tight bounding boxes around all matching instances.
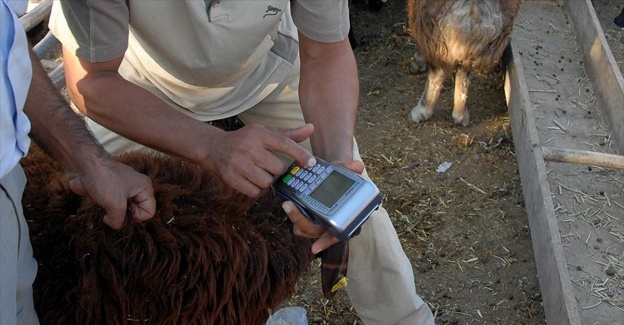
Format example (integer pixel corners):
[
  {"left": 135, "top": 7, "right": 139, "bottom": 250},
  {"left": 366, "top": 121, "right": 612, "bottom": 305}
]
[{"left": 21, "top": 147, "right": 315, "bottom": 325}]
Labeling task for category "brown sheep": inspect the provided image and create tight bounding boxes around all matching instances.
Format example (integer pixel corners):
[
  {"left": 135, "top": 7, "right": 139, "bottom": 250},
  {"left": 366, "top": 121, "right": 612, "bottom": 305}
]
[
  {"left": 22, "top": 147, "right": 319, "bottom": 325},
  {"left": 406, "top": 0, "right": 521, "bottom": 126}
]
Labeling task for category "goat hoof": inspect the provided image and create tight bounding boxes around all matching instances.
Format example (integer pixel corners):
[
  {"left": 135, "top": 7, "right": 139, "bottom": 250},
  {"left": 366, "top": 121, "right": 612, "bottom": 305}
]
[
  {"left": 409, "top": 59, "right": 428, "bottom": 75},
  {"left": 453, "top": 111, "right": 470, "bottom": 127},
  {"left": 408, "top": 106, "right": 433, "bottom": 124}
]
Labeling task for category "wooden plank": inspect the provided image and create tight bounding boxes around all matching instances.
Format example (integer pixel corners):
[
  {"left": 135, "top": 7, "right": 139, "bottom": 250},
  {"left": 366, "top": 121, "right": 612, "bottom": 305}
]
[
  {"left": 33, "top": 31, "right": 60, "bottom": 59},
  {"left": 21, "top": 4, "right": 65, "bottom": 89},
  {"left": 48, "top": 63, "right": 65, "bottom": 90},
  {"left": 542, "top": 147, "right": 624, "bottom": 169},
  {"left": 19, "top": 0, "right": 52, "bottom": 32},
  {"left": 505, "top": 43, "right": 582, "bottom": 325},
  {"left": 566, "top": 0, "right": 624, "bottom": 154}
]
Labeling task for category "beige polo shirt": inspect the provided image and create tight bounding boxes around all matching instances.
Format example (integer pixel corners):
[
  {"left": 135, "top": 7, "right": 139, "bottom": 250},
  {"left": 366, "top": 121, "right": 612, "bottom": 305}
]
[{"left": 49, "top": 0, "right": 350, "bottom": 121}]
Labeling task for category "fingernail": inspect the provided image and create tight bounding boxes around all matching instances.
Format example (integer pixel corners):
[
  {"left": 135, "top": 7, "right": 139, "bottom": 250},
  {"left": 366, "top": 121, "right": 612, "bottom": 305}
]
[
  {"left": 307, "top": 157, "right": 317, "bottom": 167},
  {"left": 312, "top": 245, "right": 321, "bottom": 255},
  {"left": 282, "top": 203, "right": 291, "bottom": 214}
]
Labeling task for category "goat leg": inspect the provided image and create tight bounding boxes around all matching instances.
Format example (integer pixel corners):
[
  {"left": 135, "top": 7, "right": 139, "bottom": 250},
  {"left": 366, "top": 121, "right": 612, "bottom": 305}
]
[
  {"left": 452, "top": 66, "right": 471, "bottom": 126},
  {"left": 409, "top": 66, "right": 447, "bottom": 124}
]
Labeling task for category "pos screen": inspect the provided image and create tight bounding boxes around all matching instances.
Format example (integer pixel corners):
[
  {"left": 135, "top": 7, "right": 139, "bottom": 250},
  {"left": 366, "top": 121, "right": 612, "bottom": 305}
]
[{"left": 309, "top": 170, "right": 355, "bottom": 208}]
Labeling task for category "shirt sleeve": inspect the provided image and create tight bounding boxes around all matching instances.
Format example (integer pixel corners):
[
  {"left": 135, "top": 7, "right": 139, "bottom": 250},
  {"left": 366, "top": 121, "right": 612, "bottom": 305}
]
[
  {"left": 290, "top": 0, "right": 350, "bottom": 43},
  {"left": 1, "top": 0, "right": 32, "bottom": 178},
  {"left": 49, "top": 0, "right": 129, "bottom": 62}
]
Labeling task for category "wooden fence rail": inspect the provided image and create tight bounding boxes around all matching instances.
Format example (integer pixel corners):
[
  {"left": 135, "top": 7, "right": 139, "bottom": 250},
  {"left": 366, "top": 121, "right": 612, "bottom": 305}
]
[{"left": 19, "top": 0, "right": 65, "bottom": 89}]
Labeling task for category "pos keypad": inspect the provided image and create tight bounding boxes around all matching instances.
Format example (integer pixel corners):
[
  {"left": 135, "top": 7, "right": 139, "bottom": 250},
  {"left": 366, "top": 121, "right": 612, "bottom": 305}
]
[{"left": 280, "top": 163, "right": 333, "bottom": 196}]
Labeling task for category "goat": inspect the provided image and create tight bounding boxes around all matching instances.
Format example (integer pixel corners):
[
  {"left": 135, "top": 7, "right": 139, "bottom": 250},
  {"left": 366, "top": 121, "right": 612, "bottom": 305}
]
[
  {"left": 406, "top": 0, "right": 521, "bottom": 126},
  {"left": 22, "top": 147, "right": 321, "bottom": 325}
]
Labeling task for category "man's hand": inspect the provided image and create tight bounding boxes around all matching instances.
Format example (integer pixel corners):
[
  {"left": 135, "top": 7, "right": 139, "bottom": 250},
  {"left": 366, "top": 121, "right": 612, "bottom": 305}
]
[
  {"left": 208, "top": 123, "right": 316, "bottom": 198},
  {"left": 282, "top": 159, "right": 365, "bottom": 253},
  {"left": 22, "top": 46, "right": 156, "bottom": 231},
  {"left": 67, "top": 158, "right": 156, "bottom": 230}
]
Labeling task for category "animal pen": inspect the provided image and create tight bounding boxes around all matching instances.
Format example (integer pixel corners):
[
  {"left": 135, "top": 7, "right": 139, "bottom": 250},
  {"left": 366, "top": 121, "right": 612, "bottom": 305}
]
[
  {"left": 506, "top": 0, "right": 624, "bottom": 324},
  {"left": 20, "top": 0, "right": 624, "bottom": 324}
]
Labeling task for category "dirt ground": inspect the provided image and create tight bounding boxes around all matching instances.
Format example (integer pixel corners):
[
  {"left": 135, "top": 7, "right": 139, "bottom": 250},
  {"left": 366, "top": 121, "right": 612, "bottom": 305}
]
[
  {"left": 283, "top": 1, "right": 624, "bottom": 324},
  {"left": 286, "top": 1, "right": 541, "bottom": 324}
]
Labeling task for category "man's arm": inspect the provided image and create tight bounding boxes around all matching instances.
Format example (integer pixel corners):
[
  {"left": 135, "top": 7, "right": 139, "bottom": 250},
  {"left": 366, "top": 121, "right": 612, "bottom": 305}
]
[
  {"left": 285, "top": 33, "right": 366, "bottom": 253},
  {"left": 297, "top": 32, "right": 360, "bottom": 164},
  {"left": 61, "top": 48, "right": 314, "bottom": 198},
  {"left": 23, "top": 47, "right": 156, "bottom": 229}
]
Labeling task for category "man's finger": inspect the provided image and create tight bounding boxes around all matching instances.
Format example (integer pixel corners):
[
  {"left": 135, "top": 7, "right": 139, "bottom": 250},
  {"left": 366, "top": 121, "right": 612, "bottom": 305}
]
[
  {"left": 312, "top": 232, "right": 341, "bottom": 254},
  {"left": 267, "top": 124, "right": 316, "bottom": 168},
  {"left": 275, "top": 123, "right": 315, "bottom": 143},
  {"left": 103, "top": 203, "right": 126, "bottom": 230},
  {"left": 129, "top": 189, "right": 156, "bottom": 222},
  {"left": 282, "top": 201, "right": 325, "bottom": 236},
  {"left": 341, "top": 159, "right": 365, "bottom": 175}
]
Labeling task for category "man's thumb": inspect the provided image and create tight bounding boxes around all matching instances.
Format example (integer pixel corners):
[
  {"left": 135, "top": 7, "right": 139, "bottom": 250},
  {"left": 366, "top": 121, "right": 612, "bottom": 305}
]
[{"left": 278, "top": 123, "right": 314, "bottom": 143}]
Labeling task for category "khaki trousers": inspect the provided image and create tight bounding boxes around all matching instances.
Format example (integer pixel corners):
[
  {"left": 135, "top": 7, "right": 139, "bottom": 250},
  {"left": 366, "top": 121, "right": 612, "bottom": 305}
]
[{"left": 86, "top": 67, "right": 435, "bottom": 325}]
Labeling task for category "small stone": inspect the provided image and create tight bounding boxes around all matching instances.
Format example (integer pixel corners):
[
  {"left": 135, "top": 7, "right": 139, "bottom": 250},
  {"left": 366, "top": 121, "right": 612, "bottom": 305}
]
[{"left": 605, "top": 266, "right": 616, "bottom": 277}]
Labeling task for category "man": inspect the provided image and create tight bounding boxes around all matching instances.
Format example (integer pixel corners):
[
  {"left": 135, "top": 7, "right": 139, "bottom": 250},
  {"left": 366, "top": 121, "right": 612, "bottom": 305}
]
[
  {"left": 49, "top": 1, "right": 435, "bottom": 324},
  {"left": 1, "top": 1, "right": 157, "bottom": 324}
]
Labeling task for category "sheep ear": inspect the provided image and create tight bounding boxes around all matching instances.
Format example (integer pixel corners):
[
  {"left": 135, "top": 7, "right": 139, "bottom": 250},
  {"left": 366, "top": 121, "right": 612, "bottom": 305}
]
[{"left": 319, "top": 241, "right": 350, "bottom": 300}]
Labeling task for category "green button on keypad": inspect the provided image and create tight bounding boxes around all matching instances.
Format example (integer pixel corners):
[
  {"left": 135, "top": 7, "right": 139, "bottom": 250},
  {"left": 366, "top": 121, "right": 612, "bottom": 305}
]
[{"left": 283, "top": 174, "right": 292, "bottom": 183}]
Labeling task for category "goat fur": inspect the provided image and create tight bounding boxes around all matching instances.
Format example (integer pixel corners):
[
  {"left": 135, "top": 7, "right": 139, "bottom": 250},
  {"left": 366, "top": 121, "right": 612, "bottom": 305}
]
[
  {"left": 407, "top": 0, "right": 521, "bottom": 126},
  {"left": 21, "top": 147, "right": 314, "bottom": 325}
]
